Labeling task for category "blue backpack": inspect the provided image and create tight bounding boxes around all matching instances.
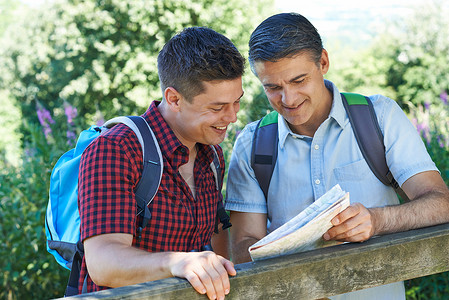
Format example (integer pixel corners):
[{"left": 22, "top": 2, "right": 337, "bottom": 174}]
[
  {"left": 45, "top": 115, "right": 230, "bottom": 296},
  {"left": 251, "top": 92, "right": 409, "bottom": 201}
]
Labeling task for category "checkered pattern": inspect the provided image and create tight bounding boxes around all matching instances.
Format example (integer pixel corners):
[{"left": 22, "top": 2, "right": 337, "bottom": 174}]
[{"left": 77, "top": 101, "right": 225, "bottom": 293}]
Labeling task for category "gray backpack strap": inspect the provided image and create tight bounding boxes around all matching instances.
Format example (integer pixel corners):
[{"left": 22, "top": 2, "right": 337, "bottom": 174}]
[
  {"left": 128, "top": 116, "right": 163, "bottom": 238},
  {"left": 251, "top": 111, "right": 279, "bottom": 200},
  {"left": 210, "top": 145, "right": 231, "bottom": 232},
  {"left": 341, "top": 93, "right": 409, "bottom": 202},
  {"left": 209, "top": 145, "right": 222, "bottom": 191},
  {"left": 104, "top": 116, "right": 164, "bottom": 239}
]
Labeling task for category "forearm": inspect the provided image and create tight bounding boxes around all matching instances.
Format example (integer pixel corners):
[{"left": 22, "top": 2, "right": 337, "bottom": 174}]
[
  {"left": 228, "top": 211, "right": 267, "bottom": 264},
  {"left": 371, "top": 189, "right": 449, "bottom": 236},
  {"left": 85, "top": 239, "right": 177, "bottom": 288},
  {"left": 231, "top": 237, "right": 259, "bottom": 264},
  {"left": 212, "top": 228, "right": 230, "bottom": 259}
]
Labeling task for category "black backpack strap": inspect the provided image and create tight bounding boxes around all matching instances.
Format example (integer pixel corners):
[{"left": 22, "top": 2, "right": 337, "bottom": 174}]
[
  {"left": 126, "top": 116, "right": 163, "bottom": 240},
  {"left": 341, "top": 93, "right": 409, "bottom": 202},
  {"left": 64, "top": 241, "right": 84, "bottom": 297},
  {"left": 210, "top": 145, "right": 232, "bottom": 233},
  {"left": 251, "top": 111, "right": 279, "bottom": 200}
]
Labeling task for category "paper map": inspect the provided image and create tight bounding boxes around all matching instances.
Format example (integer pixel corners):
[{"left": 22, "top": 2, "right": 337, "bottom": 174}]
[{"left": 249, "top": 184, "right": 350, "bottom": 261}]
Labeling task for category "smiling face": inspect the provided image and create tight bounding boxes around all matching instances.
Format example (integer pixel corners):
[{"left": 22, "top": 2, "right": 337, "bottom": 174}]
[
  {"left": 254, "top": 50, "right": 332, "bottom": 136},
  {"left": 167, "top": 77, "right": 244, "bottom": 149}
]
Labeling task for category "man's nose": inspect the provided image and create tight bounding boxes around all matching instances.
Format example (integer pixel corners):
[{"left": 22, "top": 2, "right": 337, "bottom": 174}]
[
  {"left": 281, "top": 87, "right": 297, "bottom": 107},
  {"left": 223, "top": 103, "right": 239, "bottom": 123}
]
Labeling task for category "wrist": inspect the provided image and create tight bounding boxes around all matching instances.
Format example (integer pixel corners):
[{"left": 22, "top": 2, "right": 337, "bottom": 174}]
[{"left": 368, "top": 207, "right": 380, "bottom": 236}]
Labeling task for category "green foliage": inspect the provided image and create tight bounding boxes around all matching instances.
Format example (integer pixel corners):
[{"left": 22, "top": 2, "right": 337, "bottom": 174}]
[
  {"left": 0, "top": 0, "right": 19, "bottom": 35},
  {"left": 0, "top": 122, "right": 68, "bottom": 300},
  {"left": 409, "top": 98, "right": 449, "bottom": 299},
  {"left": 406, "top": 272, "right": 449, "bottom": 300},
  {"left": 328, "top": 1, "right": 449, "bottom": 113},
  {"left": 0, "top": 89, "right": 22, "bottom": 165},
  {"left": 0, "top": 0, "right": 274, "bottom": 143},
  {"left": 409, "top": 98, "right": 449, "bottom": 185},
  {"left": 387, "top": 1, "right": 449, "bottom": 110}
]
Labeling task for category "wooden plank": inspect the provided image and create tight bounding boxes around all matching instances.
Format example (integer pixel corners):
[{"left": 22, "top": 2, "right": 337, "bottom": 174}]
[{"left": 67, "top": 223, "right": 449, "bottom": 299}]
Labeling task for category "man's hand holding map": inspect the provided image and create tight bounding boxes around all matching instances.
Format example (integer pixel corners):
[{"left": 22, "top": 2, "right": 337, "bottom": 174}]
[{"left": 249, "top": 184, "right": 350, "bottom": 261}]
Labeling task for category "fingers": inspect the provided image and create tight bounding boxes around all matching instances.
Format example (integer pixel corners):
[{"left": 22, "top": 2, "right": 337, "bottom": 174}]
[
  {"left": 183, "top": 270, "right": 207, "bottom": 296},
  {"left": 208, "top": 254, "right": 232, "bottom": 298},
  {"left": 324, "top": 203, "right": 374, "bottom": 242},
  {"left": 330, "top": 203, "right": 362, "bottom": 226},
  {"left": 170, "top": 252, "right": 234, "bottom": 300},
  {"left": 221, "top": 257, "right": 236, "bottom": 277}
]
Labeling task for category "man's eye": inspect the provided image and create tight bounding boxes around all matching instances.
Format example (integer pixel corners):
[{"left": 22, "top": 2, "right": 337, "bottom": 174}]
[
  {"left": 266, "top": 86, "right": 281, "bottom": 91},
  {"left": 211, "top": 107, "right": 223, "bottom": 112}
]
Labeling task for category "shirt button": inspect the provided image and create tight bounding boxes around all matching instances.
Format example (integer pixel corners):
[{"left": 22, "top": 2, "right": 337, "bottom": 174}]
[
  {"left": 315, "top": 179, "right": 321, "bottom": 185},
  {"left": 314, "top": 144, "right": 320, "bottom": 150}
]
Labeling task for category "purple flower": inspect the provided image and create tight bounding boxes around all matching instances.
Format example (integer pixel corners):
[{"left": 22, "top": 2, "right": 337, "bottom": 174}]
[
  {"left": 36, "top": 103, "right": 55, "bottom": 140},
  {"left": 64, "top": 103, "right": 78, "bottom": 124},
  {"left": 36, "top": 106, "right": 55, "bottom": 127},
  {"left": 43, "top": 126, "right": 52, "bottom": 138},
  {"left": 424, "top": 101, "right": 431, "bottom": 111},
  {"left": 415, "top": 122, "right": 425, "bottom": 134},
  {"left": 67, "top": 130, "right": 77, "bottom": 146},
  {"left": 24, "top": 147, "right": 37, "bottom": 158},
  {"left": 235, "top": 130, "right": 242, "bottom": 139},
  {"left": 440, "top": 91, "right": 448, "bottom": 105},
  {"left": 96, "top": 116, "right": 105, "bottom": 126},
  {"left": 414, "top": 120, "right": 430, "bottom": 144},
  {"left": 437, "top": 135, "right": 445, "bottom": 149}
]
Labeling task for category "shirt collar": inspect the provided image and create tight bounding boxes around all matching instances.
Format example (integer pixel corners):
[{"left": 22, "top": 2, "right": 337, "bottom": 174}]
[
  {"left": 142, "top": 101, "right": 188, "bottom": 167},
  {"left": 325, "top": 79, "right": 347, "bottom": 129},
  {"left": 278, "top": 80, "right": 348, "bottom": 148},
  {"left": 278, "top": 114, "right": 292, "bottom": 148}
]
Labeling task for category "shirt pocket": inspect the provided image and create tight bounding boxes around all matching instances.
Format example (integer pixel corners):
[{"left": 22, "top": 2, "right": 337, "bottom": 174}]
[{"left": 333, "top": 159, "right": 371, "bottom": 182}]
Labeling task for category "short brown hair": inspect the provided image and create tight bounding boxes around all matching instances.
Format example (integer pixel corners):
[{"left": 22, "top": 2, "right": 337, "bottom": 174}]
[{"left": 157, "top": 27, "right": 245, "bottom": 101}]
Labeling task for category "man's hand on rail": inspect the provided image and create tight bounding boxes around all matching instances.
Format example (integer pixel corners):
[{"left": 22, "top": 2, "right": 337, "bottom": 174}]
[{"left": 169, "top": 251, "right": 236, "bottom": 300}]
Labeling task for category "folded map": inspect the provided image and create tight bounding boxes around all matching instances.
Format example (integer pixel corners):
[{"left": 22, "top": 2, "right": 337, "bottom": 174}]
[{"left": 249, "top": 184, "right": 350, "bottom": 261}]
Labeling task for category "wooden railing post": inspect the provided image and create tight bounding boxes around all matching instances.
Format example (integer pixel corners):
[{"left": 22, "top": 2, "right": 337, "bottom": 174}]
[{"left": 66, "top": 223, "right": 449, "bottom": 299}]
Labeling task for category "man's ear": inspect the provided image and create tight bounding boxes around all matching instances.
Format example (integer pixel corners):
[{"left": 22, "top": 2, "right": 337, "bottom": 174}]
[
  {"left": 320, "top": 49, "right": 330, "bottom": 75},
  {"left": 164, "top": 87, "right": 183, "bottom": 112}
]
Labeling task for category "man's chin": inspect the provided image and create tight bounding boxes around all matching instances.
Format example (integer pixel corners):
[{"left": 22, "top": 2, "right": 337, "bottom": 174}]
[{"left": 205, "top": 135, "right": 226, "bottom": 146}]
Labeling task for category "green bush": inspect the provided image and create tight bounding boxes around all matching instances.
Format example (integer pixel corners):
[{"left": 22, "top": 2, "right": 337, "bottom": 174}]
[
  {"left": 404, "top": 91, "right": 449, "bottom": 300},
  {"left": 0, "top": 122, "right": 69, "bottom": 299}
]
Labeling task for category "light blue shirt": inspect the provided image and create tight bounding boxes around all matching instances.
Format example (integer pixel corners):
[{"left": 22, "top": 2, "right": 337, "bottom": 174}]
[{"left": 225, "top": 80, "right": 438, "bottom": 299}]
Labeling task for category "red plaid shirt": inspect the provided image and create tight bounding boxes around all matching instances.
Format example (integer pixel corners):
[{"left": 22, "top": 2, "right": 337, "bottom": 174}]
[{"left": 77, "top": 101, "right": 225, "bottom": 293}]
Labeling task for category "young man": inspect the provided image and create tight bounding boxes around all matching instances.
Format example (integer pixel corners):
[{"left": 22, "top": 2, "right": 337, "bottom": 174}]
[
  {"left": 78, "top": 27, "right": 245, "bottom": 300},
  {"left": 225, "top": 13, "right": 449, "bottom": 299}
]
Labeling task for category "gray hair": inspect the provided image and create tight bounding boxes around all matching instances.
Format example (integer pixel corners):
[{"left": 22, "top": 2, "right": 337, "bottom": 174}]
[{"left": 248, "top": 13, "right": 323, "bottom": 74}]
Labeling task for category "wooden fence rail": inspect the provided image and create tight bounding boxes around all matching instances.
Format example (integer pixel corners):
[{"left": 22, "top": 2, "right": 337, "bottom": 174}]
[{"left": 65, "top": 223, "right": 449, "bottom": 299}]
